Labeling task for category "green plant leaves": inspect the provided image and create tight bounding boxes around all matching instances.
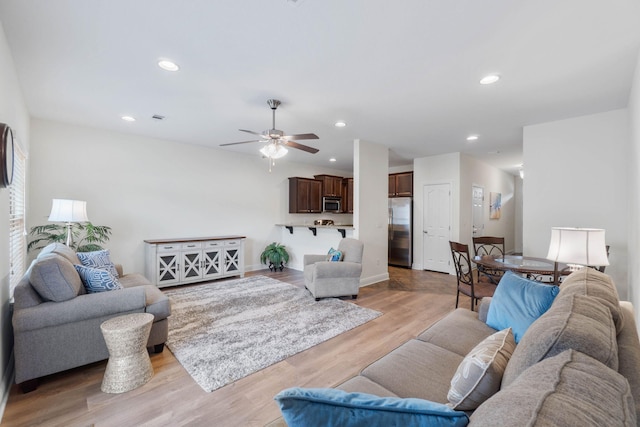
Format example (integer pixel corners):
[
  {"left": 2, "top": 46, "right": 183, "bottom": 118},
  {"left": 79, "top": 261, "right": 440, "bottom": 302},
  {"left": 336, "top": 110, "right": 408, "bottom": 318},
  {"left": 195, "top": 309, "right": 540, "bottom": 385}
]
[
  {"left": 260, "top": 242, "right": 289, "bottom": 265},
  {"left": 28, "top": 222, "right": 112, "bottom": 253}
]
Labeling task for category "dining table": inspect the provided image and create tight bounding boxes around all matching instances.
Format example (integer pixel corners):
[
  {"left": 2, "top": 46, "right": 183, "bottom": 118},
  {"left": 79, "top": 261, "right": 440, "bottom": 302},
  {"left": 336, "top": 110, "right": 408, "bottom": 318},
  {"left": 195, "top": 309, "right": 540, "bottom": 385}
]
[{"left": 472, "top": 254, "right": 570, "bottom": 285}]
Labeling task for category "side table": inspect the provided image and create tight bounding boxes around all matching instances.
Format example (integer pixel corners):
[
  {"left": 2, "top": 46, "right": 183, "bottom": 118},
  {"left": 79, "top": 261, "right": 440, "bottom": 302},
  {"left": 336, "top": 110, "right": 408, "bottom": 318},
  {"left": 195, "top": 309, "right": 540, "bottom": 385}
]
[{"left": 100, "top": 312, "right": 154, "bottom": 393}]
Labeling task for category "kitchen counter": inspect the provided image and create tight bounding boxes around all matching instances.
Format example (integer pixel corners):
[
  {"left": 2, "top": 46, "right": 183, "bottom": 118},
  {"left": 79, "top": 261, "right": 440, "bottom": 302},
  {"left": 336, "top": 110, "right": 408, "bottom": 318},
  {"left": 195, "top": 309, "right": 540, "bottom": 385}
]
[{"left": 276, "top": 223, "right": 354, "bottom": 238}]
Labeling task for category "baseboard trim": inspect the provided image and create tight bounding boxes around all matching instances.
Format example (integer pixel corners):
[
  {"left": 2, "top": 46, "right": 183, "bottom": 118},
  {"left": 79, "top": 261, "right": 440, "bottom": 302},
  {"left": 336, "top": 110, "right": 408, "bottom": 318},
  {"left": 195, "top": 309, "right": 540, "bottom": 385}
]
[
  {"left": 0, "top": 351, "right": 14, "bottom": 423},
  {"left": 360, "top": 272, "right": 389, "bottom": 287}
]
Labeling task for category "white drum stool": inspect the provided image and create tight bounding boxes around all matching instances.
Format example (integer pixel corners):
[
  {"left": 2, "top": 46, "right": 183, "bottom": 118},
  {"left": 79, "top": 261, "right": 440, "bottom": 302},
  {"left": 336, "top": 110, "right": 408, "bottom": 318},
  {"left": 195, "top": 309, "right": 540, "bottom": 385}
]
[{"left": 100, "top": 313, "right": 154, "bottom": 393}]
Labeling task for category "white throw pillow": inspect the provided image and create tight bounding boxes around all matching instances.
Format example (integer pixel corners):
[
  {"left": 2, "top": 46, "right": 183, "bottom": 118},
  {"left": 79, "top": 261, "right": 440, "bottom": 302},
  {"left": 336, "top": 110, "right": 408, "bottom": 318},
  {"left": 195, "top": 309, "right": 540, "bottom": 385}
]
[{"left": 448, "top": 327, "right": 515, "bottom": 410}]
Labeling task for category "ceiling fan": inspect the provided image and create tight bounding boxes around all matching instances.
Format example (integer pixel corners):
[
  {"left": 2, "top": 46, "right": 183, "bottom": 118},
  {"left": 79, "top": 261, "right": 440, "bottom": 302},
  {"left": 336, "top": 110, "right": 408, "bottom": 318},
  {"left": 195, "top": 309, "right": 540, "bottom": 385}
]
[{"left": 220, "top": 99, "right": 320, "bottom": 156}]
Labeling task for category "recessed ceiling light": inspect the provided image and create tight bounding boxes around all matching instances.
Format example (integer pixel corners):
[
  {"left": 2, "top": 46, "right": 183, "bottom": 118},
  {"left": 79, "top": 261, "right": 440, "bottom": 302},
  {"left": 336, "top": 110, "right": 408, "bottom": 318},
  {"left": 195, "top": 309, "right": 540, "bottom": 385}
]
[
  {"left": 158, "top": 60, "right": 180, "bottom": 72},
  {"left": 466, "top": 135, "right": 479, "bottom": 141},
  {"left": 121, "top": 116, "right": 136, "bottom": 122},
  {"left": 480, "top": 74, "right": 500, "bottom": 85},
  {"left": 329, "top": 158, "right": 337, "bottom": 162},
  {"left": 334, "top": 121, "right": 346, "bottom": 128}
]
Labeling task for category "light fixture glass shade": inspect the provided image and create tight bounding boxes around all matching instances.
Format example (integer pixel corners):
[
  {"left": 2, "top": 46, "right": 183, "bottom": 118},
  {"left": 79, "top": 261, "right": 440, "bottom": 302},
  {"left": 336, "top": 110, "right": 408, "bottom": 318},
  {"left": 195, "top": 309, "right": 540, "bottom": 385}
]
[
  {"left": 48, "top": 199, "right": 89, "bottom": 222},
  {"left": 546, "top": 227, "right": 609, "bottom": 266},
  {"left": 259, "top": 142, "right": 288, "bottom": 159}
]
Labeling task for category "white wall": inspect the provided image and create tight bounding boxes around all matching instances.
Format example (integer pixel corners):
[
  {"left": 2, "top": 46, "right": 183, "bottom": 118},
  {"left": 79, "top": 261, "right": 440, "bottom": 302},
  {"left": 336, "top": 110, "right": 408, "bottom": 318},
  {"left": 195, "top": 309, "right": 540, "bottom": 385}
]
[
  {"left": 0, "top": 20, "right": 30, "bottom": 415},
  {"left": 412, "top": 153, "right": 460, "bottom": 271},
  {"left": 523, "top": 109, "right": 629, "bottom": 298},
  {"left": 628, "top": 50, "right": 640, "bottom": 322},
  {"left": 514, "top": 176, "right": 524, "bottom": 253},
  {"left": 460, "top": 154, "right": 516, "bottom": 253},
  {"left": 28, "top": 119, "right": 354, "bottom": 276},
  {"left": 354, "top": 139, "right": 389, "bottom": 285}
]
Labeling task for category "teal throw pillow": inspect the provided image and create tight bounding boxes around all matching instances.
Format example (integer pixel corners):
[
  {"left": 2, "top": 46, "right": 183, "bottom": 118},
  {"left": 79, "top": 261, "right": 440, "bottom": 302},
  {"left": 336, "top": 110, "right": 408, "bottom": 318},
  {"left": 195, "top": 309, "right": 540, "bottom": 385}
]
[
  {"left": 77, "top": 249, "right": 119, "bottom": 278},
  {"left": 274, "top": 387, "right": 469, "bottom": 427},
  {"left": 326, "top": 247, "right": 343, "bottom": 262},
  {"left": 486, "top": 271, "right": 559, "bottom": 343},
  {"left": 74, "top": 264, "right": 123, "bottom": 293}
]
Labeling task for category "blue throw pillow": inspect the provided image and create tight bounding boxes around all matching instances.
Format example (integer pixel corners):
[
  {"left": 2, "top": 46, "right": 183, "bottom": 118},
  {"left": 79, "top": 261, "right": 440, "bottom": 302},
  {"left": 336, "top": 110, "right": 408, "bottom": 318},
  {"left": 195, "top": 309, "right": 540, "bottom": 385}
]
[
  {"left": 486, "top": 271, "right": 559, "bottom": 343},
  {"left": 326, "top": 247, "right": 343, "bottom": 262},
  {"left": 74, "top": 264, "right": 123, "bottom": 293},
  {"left": 77, "top": 249, "right": 119, "bottom": 278},
  {"left": 274, "top": 387, "right": 469, "bottom": 427}
]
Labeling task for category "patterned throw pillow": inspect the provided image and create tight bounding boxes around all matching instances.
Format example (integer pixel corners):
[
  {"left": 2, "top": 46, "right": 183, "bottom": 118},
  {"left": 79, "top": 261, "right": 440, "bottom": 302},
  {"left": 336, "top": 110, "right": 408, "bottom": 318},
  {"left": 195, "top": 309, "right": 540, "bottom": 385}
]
[
  {"left": 326, "top": 247, "right": 343, "bottom": 262},
  {"left": 448, "top": 327, "right": 516, "bottom": 411},
  {"left": 74, "top": 264, "right": 123, "bottom": 293},
  {"left": 77, "top": 249, "right": 119, "bottom": 278}
]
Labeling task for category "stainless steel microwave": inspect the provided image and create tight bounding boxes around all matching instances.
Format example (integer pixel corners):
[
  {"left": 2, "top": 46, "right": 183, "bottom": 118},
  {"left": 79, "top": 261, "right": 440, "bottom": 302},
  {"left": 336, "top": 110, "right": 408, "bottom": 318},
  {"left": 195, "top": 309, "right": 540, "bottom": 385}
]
[{"left": 323, "top": 197, "right": 341, "bottom": 213}]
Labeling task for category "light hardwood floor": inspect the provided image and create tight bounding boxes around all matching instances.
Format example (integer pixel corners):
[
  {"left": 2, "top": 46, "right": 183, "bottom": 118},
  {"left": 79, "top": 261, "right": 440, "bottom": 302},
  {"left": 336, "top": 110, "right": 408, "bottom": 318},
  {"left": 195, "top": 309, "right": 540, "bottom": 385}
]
[{"left": 3, "top": 267, "right": 465, "bottom": 427}]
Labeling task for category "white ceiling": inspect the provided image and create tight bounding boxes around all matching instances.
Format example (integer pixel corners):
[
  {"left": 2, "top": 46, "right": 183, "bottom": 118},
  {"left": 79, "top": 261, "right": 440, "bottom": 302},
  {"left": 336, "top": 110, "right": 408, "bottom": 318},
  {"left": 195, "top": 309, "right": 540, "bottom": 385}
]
[{"left": 1, "top": 0, "right": 639, "bottom": 174}]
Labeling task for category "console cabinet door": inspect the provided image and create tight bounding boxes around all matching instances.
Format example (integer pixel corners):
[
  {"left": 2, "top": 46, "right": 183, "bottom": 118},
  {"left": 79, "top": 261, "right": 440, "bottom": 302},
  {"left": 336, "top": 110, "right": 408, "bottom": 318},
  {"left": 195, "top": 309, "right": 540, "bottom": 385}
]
[
  {"left": 181, "top": 243, "right": 203, "bottom": 282},
  {"left": 202, "top": 241, "right": 223, "bottom": 279},
  {"left": 223, "top": 240, "right": 243, "bottom": 274},
  {"left": 156, "top": 245, "right": 180, "bottom": 286}
]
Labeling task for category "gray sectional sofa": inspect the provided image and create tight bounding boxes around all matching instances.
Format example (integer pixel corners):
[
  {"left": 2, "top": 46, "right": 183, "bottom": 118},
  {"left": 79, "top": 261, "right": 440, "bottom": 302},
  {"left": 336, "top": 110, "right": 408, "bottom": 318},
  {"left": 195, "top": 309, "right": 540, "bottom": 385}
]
[
  {"left": 12, "top": 243, "right": 171, "bottom": 392},
  {"left": 275, "top": 268, "right": 640, "bottom": 426}
]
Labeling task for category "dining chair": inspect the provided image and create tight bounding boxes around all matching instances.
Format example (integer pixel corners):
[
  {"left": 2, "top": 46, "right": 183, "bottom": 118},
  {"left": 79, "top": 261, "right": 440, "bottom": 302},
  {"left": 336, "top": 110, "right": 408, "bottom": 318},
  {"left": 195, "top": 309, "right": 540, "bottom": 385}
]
[
  {"left": 449, "top": 241, "right": 497, "bottom": 311},
  {"left": 472, "top": 236, "right": 505, "bottom": 284}
]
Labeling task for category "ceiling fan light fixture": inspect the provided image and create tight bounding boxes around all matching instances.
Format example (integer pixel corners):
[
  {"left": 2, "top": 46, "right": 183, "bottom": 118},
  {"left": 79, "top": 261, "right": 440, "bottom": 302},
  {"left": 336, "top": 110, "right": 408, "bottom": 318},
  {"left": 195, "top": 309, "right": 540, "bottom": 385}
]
[
  {"left": 260, "top": 142, "right": 288, "bottom": 159},
  {"left": 334, "top": 121, "right": 346, "bottom": 127}
]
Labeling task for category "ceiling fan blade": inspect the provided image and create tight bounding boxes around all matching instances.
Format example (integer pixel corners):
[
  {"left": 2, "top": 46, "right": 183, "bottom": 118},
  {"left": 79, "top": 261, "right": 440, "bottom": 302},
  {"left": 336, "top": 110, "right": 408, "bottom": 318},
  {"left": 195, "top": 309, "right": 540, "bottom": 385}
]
[
  {"left": 283, "top": 140, "right": 319, "bottom": 154},
  {"left": 239, "top": 129, "right": 264, "bottom": 136},
  {"left": 220, "top": 140, "right": 261, "bottom": 146},
  {"left": 282, "top": 133, "right": 319, "bottom": 140}
]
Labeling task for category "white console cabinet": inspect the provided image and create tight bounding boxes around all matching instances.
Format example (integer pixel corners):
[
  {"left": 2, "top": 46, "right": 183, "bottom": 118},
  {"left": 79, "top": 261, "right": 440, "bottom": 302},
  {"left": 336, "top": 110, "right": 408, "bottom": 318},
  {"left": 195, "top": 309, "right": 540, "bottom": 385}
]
[{"left": 144, "top": 236, "right": 245, "bottom": 288}]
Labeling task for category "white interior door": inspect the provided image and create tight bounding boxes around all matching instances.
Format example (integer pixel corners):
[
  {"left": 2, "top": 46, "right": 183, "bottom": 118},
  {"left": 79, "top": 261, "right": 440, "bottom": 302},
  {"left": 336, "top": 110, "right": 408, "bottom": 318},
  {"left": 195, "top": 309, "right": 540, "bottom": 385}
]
[
  {"left": 423, "top": 183, "right": 451, "bottom": 273},
  {"left": 472, "top": 185, "right": 484, "bottom": 238}
]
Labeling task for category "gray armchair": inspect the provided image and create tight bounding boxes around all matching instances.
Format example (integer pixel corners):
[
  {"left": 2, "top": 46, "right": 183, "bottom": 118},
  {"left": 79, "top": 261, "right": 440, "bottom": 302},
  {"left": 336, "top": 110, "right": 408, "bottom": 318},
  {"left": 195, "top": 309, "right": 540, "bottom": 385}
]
[{"left": 303, "top": 238, "right": 364, "bottom": 300}]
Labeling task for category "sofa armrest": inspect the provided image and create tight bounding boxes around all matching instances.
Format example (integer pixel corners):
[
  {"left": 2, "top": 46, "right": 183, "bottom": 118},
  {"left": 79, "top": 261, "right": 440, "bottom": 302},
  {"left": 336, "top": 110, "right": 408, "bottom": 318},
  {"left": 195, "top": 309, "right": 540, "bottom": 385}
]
[
  {"left": 304, "top": 254, "right": 327, "bottom": 266},
  {"left": 13, "top": 286, "right": 147, "bottom": 332},
  {"left": 478, "top": 297, "right": 492, "bottom": 323},
  {"left": 312, "top": 261, "right": 362, "bottom": 279}
]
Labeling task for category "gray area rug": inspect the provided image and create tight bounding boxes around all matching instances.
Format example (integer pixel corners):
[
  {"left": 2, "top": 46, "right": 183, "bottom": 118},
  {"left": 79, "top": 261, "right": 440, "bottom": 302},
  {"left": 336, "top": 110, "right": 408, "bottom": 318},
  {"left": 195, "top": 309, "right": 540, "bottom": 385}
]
[{"left": 163, "top": 275, "right": 382, "bottom": 392}]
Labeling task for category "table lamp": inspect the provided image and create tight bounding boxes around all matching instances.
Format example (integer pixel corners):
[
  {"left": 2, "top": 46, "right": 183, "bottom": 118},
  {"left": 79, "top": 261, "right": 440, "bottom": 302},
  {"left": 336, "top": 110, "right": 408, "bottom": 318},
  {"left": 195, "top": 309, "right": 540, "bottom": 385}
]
[
  {"left": 48, "top": 199, "right": 89, "bottom": 246},
  {"left": 546, "top": 227, "right": 609, "bottom": 272}
]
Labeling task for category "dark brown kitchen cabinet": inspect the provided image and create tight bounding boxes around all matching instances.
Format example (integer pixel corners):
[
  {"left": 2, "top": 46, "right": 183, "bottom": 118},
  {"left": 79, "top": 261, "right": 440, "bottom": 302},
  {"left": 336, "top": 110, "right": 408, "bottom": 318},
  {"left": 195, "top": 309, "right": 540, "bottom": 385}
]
[
  {"left": 389, "top": 172, "right": 413, "bottom": 197},
  {"left": 343, "top": 178, "right": 354, "bottom": 213},
  {"left": 314, "top": 174, "right": 343, "bottom": 198},
  {"left": 289, "top": 177, "right": 322, "bottom": 213}
]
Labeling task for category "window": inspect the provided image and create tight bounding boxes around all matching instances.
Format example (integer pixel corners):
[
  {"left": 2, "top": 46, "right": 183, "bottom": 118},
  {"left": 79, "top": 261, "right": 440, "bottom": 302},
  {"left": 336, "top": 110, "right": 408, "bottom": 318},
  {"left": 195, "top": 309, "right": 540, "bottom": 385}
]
[{"left": 9, "top": 142, "right": 27, "bottom": 295}]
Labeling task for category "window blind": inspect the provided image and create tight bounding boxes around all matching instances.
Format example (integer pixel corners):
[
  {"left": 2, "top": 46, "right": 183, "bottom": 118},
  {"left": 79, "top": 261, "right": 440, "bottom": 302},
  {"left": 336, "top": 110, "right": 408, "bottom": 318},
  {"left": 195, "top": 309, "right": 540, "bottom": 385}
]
[{"left": 9, "top": 142, "right": 27, "bottom": 295}]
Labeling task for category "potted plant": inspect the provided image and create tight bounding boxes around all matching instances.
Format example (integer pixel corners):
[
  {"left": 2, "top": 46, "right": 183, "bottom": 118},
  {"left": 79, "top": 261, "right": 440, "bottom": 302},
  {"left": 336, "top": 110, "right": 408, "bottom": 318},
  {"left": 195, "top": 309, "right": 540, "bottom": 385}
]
[
  {"left": 260, "top": 242, "right": 290, "bottom": 272},
  {"left": 28, "top": 222, "right": 112, "bottom": 253}
]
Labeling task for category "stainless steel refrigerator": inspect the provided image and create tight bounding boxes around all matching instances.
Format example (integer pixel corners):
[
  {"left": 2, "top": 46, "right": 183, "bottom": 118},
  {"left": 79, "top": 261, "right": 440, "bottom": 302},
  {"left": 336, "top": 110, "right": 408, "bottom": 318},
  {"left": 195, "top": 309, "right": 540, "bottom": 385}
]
[{"left": 388, "top": 197, "right": 413, "bottom": 267}]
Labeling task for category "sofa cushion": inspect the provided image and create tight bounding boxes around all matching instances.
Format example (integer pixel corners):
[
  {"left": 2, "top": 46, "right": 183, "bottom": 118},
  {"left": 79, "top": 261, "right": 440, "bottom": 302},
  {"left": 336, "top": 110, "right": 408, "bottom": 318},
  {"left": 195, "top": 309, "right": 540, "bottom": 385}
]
[
  {"left": 502, "top": 294, "right": 618, "bottom": 388},
  {"left": 37, "top": 242, "right": 81, "bottom": 265},
  {"left": 559, "top": 268, "right": 624, "bottom": 333},
  {"left": 274, "top": 388, "right": 469, "bottom": 427},
  {"left": 76, "top": 249, "right": 119, "bottom": 278},
  {"left": 337, "top": 376, "right": 399, "bottom": 398},
  {"left": 29, "top": 253, "right": 83, "bottom": 302},
  {"left": 360, "top": 339, "right": 463, "bottom": 402},
  {"left": 470, "top": 350, "right": 636, "bottom": 427},
  {"left": 74, "top": 264, "right": 123, "bottom": 293},
  {"left": 486, "top": 271, "right": 559, "bottom": 343},
  {"left": 417, "top": 308, "right": 497, "bottom": 357},
  {"left": 448, "top": 328, "right": 515, "bottom": 411}
]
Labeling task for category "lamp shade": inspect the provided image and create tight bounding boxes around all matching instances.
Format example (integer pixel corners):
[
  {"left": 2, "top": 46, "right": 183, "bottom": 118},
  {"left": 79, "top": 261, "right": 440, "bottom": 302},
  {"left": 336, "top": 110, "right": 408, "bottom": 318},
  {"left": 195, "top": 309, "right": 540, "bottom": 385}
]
[
  {"left": 546, "top": 227, "right": 609, "bottom": 266},
  {"left": 259, "top": 142, "right": 288, "bottom": 159},
  {"left": 48, "top": 199, "right": 89, "bottom": 222}
]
